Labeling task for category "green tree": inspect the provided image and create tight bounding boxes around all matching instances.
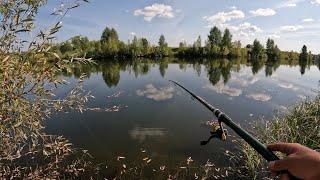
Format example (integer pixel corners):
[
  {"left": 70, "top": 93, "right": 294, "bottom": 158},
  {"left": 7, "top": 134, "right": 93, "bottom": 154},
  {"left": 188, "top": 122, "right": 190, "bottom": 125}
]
[
  {"left": 266, "top": 38, "right": 275, "bottom": 59},
  {"left": 178, "top": 41, "right": 188, "bottom": 56},
  {"left": 300, "top": 45, "right": 308, "bottom": 62},
  {"left": 157, "top": 34, "right": 170, "bottom": 57},
  {"left": 266, "top": 38, "right": 280, "bottom": 61},
  {"left": 59, "top": 41, "right": 73, "bottom": 54},
  {"left": 195, "top": 36, "right": 202, "bottom": 48},
  {"left": 141, "top": 38, "right": 149, "bottom": 56},
  {"left": 130, "top": 36, "right": 143, "bottom": 57},
  {"left": 193, "top": 36, "right": 202, "bottom": 55},
  {"left": 100, "top": 27, "right": 120, "bottom": 58},
  {"left": 101, "top": 27, "right": 119, "bottom": 42},
  {"left": 158, "top": 34, "right": 167, "bottom": 47},
  {"left": 208, "top": 26, "right": 222, "bottom": 47},
  {"left": 251, "top": 39, "right": 264, "bottom": 59},
  {"left": 221, "top": 28, "right": 232, "bottom": 48},
  {"left": 70, "top": 36, "right": 89, "bottom": 52}
]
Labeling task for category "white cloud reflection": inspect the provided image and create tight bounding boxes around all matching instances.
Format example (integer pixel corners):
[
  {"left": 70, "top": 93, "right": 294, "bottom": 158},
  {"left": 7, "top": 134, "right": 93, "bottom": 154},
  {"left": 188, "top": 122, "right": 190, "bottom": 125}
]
[
  {"left": 204, "top": 82, "right": 242, "bottom": 97},
  {"left": 278, "top": 83, "right": 299, "bottom": 91},
  {"left": 231, "top": 76, "right": 259, "bottom": 87},
  {"left": 137, "top": 84, "right": 175, "bottom": 101},
  {"left": 129, "top": 127, "right": 167, "bottom": 142},
  {"left": 247, "top": 93, "right": 272, "bottom": 102}
]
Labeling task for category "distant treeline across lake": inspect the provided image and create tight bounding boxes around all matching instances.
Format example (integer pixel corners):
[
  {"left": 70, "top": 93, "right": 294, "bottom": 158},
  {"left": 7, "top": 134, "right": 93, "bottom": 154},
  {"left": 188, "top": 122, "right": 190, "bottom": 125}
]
[{"left": 56, "top": 26, "right": 319, "bottom": 63}]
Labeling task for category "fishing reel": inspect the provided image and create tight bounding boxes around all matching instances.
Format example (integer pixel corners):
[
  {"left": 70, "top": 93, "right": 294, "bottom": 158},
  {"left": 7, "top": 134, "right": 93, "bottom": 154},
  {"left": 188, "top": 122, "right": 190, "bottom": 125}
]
[{"left": 201, "top": 121, "right": 228, "bottom": 146}]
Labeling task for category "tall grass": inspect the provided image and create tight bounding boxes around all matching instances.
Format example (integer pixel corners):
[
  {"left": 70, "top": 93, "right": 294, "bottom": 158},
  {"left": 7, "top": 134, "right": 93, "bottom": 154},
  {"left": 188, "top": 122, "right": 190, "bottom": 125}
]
[{"left": 235, "top": 94, "right": 320, "bottom": 179}]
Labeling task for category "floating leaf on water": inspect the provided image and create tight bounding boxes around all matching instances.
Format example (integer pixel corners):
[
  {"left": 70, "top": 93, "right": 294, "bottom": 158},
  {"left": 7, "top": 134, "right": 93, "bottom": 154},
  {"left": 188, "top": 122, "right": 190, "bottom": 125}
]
[
  {"left": 221, "top": 132, "right": 227, "bottom": 141},
  {"left": 160, "top": 165, "right": 166, "bottom": 171},
  {"left": 194, "top": 173, "right": 199, "bottom": 179},
  {"left": 187, "top": 157, "right": 193, "bottom": 165},
  {"left": 107, "top": 91, "right": 124, "bottom": 99},
  {"left": 117, "top": 156, "right": 125, "bottom": 161}
]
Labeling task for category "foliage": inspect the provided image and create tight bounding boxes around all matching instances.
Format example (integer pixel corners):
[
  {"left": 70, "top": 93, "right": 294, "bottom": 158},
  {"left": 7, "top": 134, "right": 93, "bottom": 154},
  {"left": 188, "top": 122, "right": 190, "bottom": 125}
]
[
  {"left": 0, "top": 0, "right": 99, "bottom": 178},
  {"left": 250, "top": 39, "right": 264, "bottom": 60},
  {"left": 300, "top": 45, "right": 308, "bottom": 62},
  {"left": 208, "top": 26, "right": 222, "bottom": 47},
  {"left": 235, "top": 94, "right": 320, "bottom": 179},
  {"left": 266, "top": 38, "right": 281, "bottom": 61},
  {"left": 57, "top": 25, "right": 317, "bottom": 62},
  {"left": 221, "top": 28, "right": 232, "bottom": 49}
]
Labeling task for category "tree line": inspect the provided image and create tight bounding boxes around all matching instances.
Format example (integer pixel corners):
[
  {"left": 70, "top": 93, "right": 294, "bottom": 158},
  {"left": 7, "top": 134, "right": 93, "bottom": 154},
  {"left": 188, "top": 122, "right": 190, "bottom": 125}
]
[{"left": 57, "top": 26, "right": 319, "bottom": 62}]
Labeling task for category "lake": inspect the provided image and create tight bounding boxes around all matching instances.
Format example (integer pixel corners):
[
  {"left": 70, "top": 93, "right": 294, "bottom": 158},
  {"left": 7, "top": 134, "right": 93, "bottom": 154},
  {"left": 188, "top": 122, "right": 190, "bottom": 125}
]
[{"left": 45, "top": 58, "right": 319, "bottom": 171}]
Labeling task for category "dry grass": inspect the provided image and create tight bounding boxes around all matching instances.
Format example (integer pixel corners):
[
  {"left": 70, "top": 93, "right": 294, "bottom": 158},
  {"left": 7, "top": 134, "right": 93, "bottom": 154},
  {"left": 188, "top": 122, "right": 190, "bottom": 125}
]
[{"left": 233, "top": 94, "right": 320, "bottom": 179}]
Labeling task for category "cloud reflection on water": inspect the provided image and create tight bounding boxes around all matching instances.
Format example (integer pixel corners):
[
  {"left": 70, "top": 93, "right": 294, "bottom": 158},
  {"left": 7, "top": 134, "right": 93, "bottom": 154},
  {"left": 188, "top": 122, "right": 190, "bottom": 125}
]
[
  {"left": 230, "top": 76, "right": 259, "bottom": 87},
  {"left": 278, "top": 82, "right": 299, "bottom": 91},
  {"left": 204, "top": 82, "right": 242, "bottom": 97},
  {"left": 137, "top": 84, "right": 174, "bottom": 101},
  {"left": 129, "top": 127, "right": 167, "bottom": 142},
  {"left": 247, "top": 93, "right": 272, "bottom": 102}
]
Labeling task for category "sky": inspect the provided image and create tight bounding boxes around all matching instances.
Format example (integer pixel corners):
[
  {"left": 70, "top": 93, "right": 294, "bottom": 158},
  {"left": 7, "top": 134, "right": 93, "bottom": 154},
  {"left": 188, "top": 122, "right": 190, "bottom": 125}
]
[{"left": 38, "top": 0, "right": 320, "bottom": 52}]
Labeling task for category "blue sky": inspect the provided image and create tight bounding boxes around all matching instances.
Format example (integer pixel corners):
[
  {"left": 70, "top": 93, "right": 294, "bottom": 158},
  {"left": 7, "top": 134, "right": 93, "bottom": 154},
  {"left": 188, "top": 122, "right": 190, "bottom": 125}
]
[{"left": 39, "top": 0, "right": 320, "bottom": 52}]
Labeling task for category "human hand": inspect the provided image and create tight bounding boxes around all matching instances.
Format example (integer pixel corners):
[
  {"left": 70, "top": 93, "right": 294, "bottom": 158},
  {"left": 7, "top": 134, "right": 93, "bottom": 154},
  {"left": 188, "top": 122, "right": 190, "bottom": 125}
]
[{"left": 268, "top": 143, "right": 320, "bottom": 180}]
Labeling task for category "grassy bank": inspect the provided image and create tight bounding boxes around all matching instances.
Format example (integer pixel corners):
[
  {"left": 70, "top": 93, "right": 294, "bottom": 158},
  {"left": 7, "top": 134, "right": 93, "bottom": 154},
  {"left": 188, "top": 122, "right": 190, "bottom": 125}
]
[{"left": 234, "top": 94, "right": 320, "bottom": 179}]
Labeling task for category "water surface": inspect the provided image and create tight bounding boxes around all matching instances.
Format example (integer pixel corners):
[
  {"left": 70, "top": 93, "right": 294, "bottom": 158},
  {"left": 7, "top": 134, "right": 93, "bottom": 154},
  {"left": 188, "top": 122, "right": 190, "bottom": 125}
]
[{"left": 46, "top": 58, "right": 319, "bottom": 168}]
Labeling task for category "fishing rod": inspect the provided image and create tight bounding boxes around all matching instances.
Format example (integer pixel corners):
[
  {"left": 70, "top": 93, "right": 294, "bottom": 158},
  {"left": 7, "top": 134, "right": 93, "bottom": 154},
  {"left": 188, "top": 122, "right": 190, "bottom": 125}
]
[
  {"left": 170, "top": 80, "right": 279, "bottom": 161},
  {"left": 170, "top": 80, "right": 299, "bottom": 179}
]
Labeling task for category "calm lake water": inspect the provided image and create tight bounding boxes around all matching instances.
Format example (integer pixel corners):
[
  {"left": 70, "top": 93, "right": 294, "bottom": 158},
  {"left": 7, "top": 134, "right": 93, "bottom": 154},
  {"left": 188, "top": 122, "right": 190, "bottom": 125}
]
[{"left": 45, "top": 58, "right": 319, "bottom": 169}]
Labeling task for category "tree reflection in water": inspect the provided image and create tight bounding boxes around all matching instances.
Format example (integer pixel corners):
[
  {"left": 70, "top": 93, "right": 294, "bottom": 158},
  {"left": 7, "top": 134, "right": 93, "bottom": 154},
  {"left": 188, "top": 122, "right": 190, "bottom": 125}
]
[{"left": 63, "top": 58, "right": 318, "bottom": 88}]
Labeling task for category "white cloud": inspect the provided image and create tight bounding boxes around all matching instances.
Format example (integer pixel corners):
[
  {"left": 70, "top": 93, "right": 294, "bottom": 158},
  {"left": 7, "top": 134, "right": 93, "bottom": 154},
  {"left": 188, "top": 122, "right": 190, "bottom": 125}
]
[
  {"left": 285, "top": 3, "right": 297, "bottom": 7},
  {"left": 203, "top": 10, "right": 245, "bottom": 26},
  {"left": 130, "top": 32, "right": 136, "bottom": 36},
  {"left": 239, "top": 31, "right": 249, "bottom": 37},
  {"left": 311, "top": 0, "right": 320, "bottom": 5},
  {"left": 225, "top": 22, "right": 263, "bottom": 37},
  {"left": 175, "top": 9, "right": 182, "bottom": 13},
  {"left": 250, "top": 8, "right": 276, "bottom": 16},
  {"left": 238, "top": 22, "right": 263, "bottom": 33},
  {"left": 134, "top": 4, "right": 174, "bottom": 22},
  {"left": 280, "top": 25, "right": 304, "bottom": 32},
  {"left": 270, "top": 34, "right": 281, "bottom": 39},
  {"left": 302, "top": 18, "right": 314, "bottom": 22},
  {"left": 203, "top": 10, "right": 263, "bottom": 37},
  {"left": 230, "top": 6, "right": 237, "bottom": 10}
]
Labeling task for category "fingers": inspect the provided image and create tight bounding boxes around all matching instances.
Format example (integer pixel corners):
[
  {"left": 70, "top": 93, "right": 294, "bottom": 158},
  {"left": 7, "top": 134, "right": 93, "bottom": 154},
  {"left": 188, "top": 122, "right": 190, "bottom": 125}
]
[
  {"left": 280, "top": 173, "right": 290, "bottom": 180},
  {"left": 268, "top": 159, "right": 292, "bottom": 171},
  {"left": 267, "top": 143, "right": 301, "bottom": 155}
]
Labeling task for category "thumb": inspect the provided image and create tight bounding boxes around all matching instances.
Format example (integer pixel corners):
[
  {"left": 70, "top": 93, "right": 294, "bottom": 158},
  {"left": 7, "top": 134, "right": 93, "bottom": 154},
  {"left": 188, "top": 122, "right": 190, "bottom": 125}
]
[{"left": 268, "top": 159, "right": 291, "bottom": 171}]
